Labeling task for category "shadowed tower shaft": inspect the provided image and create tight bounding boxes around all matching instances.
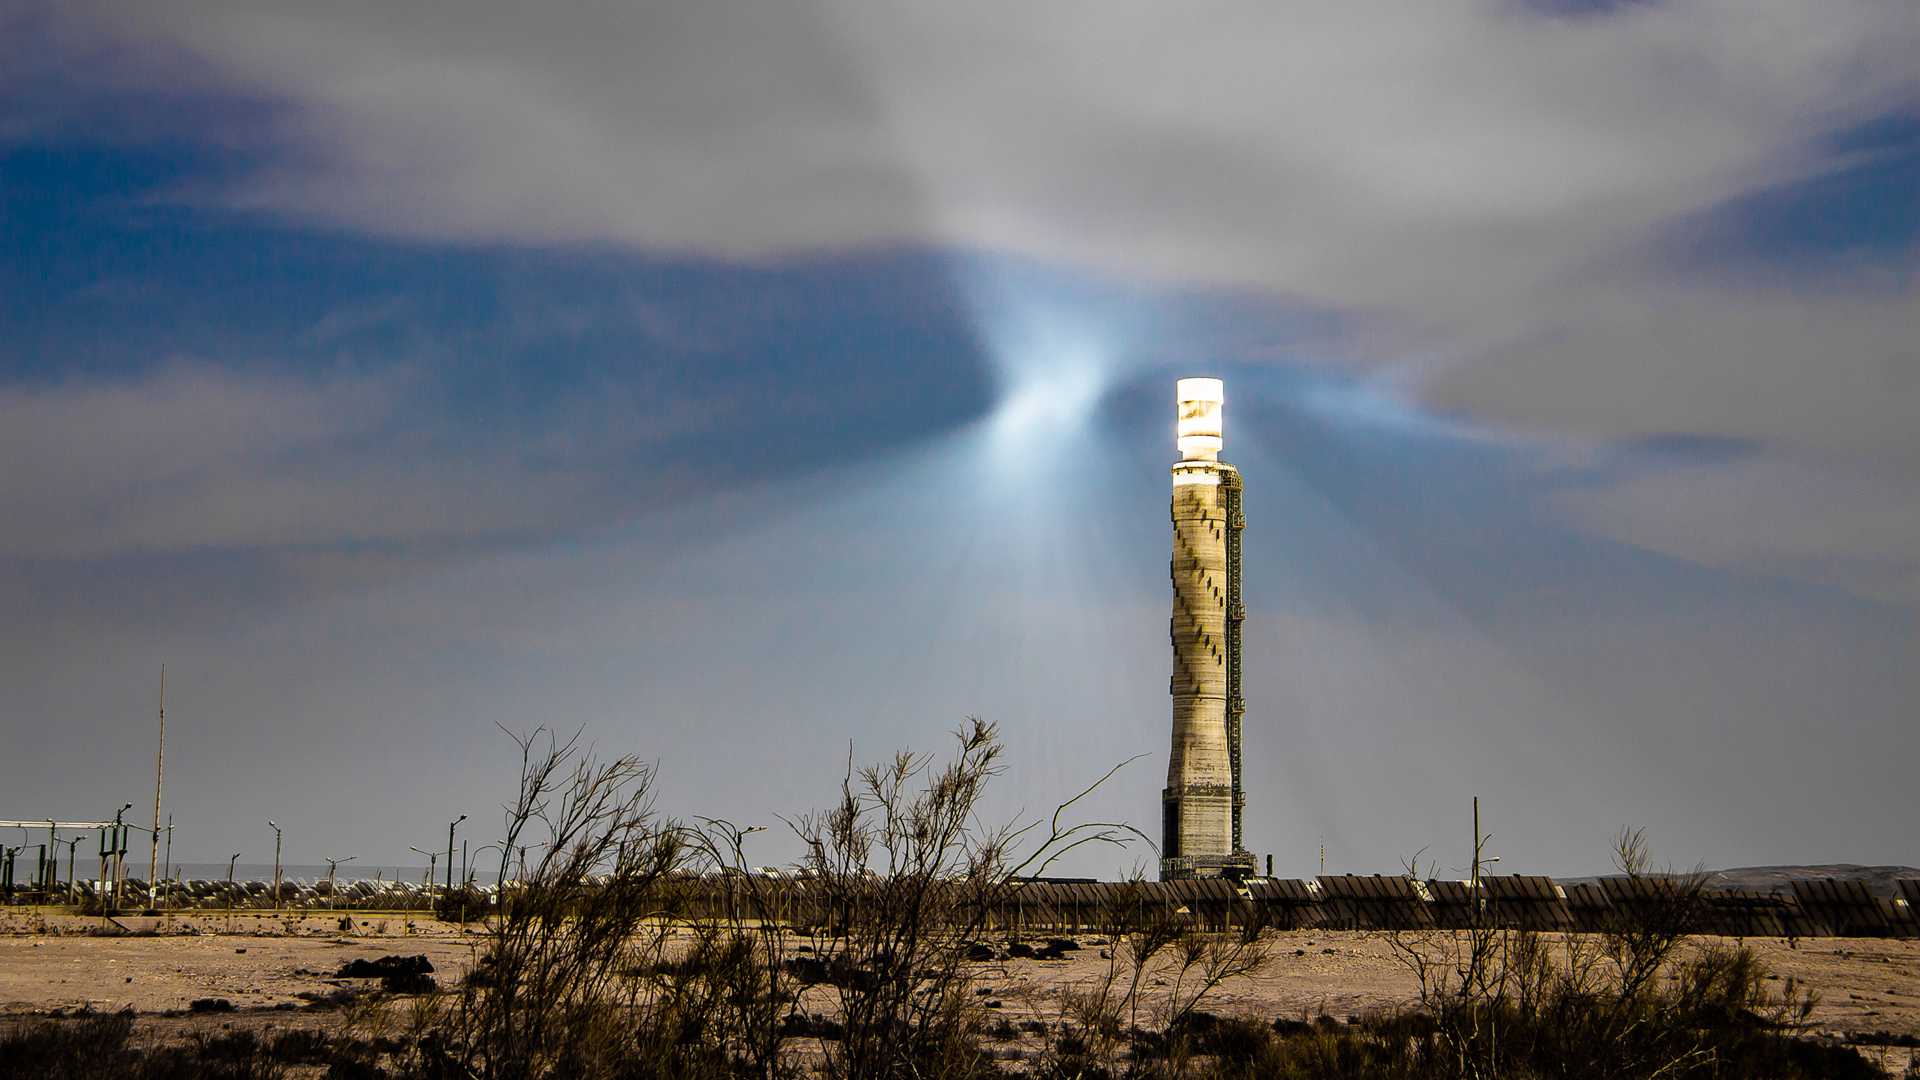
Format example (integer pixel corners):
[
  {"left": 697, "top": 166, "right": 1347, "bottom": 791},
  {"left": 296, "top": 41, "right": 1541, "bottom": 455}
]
[{"left": 1162, "top": 378, "right": 1250, "bottom": 881}]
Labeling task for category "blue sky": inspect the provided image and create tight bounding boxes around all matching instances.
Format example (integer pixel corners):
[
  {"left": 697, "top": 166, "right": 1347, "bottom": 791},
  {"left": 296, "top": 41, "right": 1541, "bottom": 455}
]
[{"left": 2, "top": 0, "right": 1914, "bottom": 878}]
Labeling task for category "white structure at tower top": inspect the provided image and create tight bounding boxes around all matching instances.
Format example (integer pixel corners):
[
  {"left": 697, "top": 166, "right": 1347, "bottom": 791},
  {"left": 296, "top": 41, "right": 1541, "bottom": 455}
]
[{"left": 1176, "top": 377, "right": 1223, "bottom": 461}]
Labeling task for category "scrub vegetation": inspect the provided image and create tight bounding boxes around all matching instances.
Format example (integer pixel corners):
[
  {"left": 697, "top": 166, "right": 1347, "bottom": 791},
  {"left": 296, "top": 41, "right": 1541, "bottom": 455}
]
[{"left": 2, "top": 724, "right": 1907, "bottom": 1079}]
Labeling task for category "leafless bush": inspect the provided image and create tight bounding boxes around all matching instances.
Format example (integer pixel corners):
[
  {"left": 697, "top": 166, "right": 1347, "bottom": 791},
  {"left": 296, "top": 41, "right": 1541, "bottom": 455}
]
[
  {"left": 435, "top": 726, "right": 692, "bottom": 1079},
  {"left": 784, "top": 718, "right": 1139, "bottom": 1080},
  {"left": 1600, "top": 826, "right": 1711, "bottom": 1000},
  {"left": 423, "top": 718, "right": 1139, "bottom": 1080},
  {"left": 1028, "top": 874, "right": 1275, "bottom": 1080},
  {"left": 1384, "top": 827, "right": 1832, "bottom": 1080}
]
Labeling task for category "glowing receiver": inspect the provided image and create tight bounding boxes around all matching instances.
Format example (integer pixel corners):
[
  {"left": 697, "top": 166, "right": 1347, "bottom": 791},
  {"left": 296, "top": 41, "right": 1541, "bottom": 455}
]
[{"left": 1176, "top": 377, "right": 1223, "bottom": 461}]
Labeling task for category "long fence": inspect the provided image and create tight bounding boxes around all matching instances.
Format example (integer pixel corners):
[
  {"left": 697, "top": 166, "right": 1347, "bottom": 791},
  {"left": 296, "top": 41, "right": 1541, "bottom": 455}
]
[
  {"left": 6, "top": 873, "right": 1915, "bottom": 939},
  {"left": 2, "top": 876, "right": 449, "bottom": 913},
  {"left": 665, "top": 873, "right": 1919, "bottom": 940}
]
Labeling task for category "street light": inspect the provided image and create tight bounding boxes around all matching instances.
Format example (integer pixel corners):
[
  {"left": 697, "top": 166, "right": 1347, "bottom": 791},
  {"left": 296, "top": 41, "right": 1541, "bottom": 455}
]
[
  {"left": 409, "top": 846, "right": 440, "bottom": 912},
  {"left": 267, "top": 821, "right": 283, "bottom": 910},
  {"left": 706, "top": 823, "right": 767, "bottom": 924},
  {"left": 225, "top": 852, "right": 242, "bottom": 929},
  {"left": 161, "top": 817, "right": 173, "bottom": 915},
  {"left": 446, "top": 815, "right": 466, "bottom": 895},
  {"left": 511, "top": 840, "right": 550, "bottom": 881},
  {"left": 472, "top": 842, "right": 508, "bottom": 887},
  {"left": 409, "top": 847, "right": 439, "bottom": 888},
  {"left": 512, "top": 840, "right": 549, "bottom": 881},
  {"left": 698, "top": 818, "right": 766, "bottom": 868},
  {"left": 324, "top": 853, "right": 359, "bottom": 910},
  {"left": 62, "top": 836, "right": 82, "bottom": 903},
  {"left": 111, "top": 804, "right": 133, "bottom": 912}
]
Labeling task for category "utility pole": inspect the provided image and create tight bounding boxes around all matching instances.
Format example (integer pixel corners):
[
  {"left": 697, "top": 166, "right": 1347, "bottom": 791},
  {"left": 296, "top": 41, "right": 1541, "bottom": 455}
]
[
  {"left": 1468, "top": 797, "right": 1497, "bottom": 914},
  {"left": 1471, "top": 796, "right": 1480, "bottom": 892},
  {"left": 148, "top": 665, "right": 165, "bottom": 911}
]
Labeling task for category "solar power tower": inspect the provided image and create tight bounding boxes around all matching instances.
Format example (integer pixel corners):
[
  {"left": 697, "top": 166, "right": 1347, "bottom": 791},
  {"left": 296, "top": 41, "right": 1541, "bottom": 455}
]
[{"left": 1161, "top": 378, "right": 1255, "bottom": 881}]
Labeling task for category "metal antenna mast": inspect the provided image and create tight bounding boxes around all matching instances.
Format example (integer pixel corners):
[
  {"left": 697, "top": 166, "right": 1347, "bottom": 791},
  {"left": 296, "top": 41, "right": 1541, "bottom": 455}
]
[{"left": 148, "top": 665, "right": 165, "bottom": 909}]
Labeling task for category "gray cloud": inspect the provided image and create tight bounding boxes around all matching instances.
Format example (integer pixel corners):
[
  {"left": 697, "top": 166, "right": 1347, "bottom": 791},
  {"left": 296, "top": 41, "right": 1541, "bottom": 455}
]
[
  {"left": 0, "top": 362, "right": 657, "bottom": 563},
  {"left": 2, "top": 364, "right": 405, "bottom": 558},
  {"left": 77, "top": 1, "right": 1916, "bottom": 514},
  {"left": 108, "top": 0, "right": 931, "bottom": 250},
  {"left": 1420, "top": 283, "right": 1919, "bottom": 600},
  {"left": 92, "top": 0, "right": 1911, "bottom": 324},
  {"left": 1426, "top": 286, "right": 1919, "bottom": 466},
  {"left": 1555, "top": 453, "right": 1920, "bottom": 602}
]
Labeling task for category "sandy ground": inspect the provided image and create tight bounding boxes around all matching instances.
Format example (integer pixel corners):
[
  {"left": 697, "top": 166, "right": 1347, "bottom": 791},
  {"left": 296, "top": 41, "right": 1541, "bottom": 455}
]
[
  {"left": 0, "top": 911, "right": 479, "bottom": 1018},
  {"left": 2, "top": 910, "right": 1914, "bottom": 1061},
  {"left": 967, "top": 930, "right": 1920, "bottom": 1041}
]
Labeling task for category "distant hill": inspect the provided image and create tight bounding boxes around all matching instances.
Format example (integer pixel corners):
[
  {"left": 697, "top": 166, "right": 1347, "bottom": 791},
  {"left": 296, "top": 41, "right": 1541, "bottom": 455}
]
[
  {"left": 1700, "top": 865, "right": 1920, "bottom": 898},
  {"left": 1559, "top": 864, "right": 1920, "bottom": 899}
]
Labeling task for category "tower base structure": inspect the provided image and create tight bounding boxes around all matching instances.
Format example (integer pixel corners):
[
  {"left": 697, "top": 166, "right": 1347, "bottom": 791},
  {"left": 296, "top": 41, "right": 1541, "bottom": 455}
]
[{"left": 1160, "top": 852, "right": 1258, "bottom": 881}]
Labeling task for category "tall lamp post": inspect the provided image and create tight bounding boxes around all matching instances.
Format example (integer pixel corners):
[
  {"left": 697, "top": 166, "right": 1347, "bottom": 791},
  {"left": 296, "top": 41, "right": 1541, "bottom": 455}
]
[
  {"left": 736, "top": 824, "right": 767, "bottom": 863},
  {"left": 472, "top": 842, "right": 509, "bottom": 917},
  {"left": 409, "top": 847, "right": 438, "bottom": 887},
  {"left": 323, "top": 855, "right": 356, "bottom": 913},
  {"left": 727, "top": 826, "right": 766, "bottom": 924},
  {"left": 110, "top": 804, "right": 133, "bottom": 912},
  {"left": 409, "top": 847, "right": 439, "bottom": 913},
  {"left": 62, "top": 837, "right": 82, "bottom": 904},
  {"left": 473, "top": 842, "right": 507, "bottom": 887},
  {"left": 514, "top": 841, "right": 551, "bottom": 880},
  {"left": 267, "top": 821, "right": 283, "bottom": 910},
  {"left": 225, "top": 852, "right": 242, "bottom": 929},
  {"left": 161, "top": 817, "right": 173, "bottom": 916},
  {"left": 446, "top": 815, "right": 466, "bottom": 895}
]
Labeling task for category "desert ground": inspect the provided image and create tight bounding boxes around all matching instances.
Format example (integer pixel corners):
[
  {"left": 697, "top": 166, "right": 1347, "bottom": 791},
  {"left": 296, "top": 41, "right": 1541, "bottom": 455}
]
[{"left": 2, "top": 909, "right": 1915, "bottom": 1069}]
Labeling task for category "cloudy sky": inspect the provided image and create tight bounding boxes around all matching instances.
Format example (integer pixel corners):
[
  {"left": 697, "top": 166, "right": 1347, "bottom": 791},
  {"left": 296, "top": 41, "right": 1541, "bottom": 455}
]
[{"left": 3, "top": 0, "right": 1914, "bottom": 879}]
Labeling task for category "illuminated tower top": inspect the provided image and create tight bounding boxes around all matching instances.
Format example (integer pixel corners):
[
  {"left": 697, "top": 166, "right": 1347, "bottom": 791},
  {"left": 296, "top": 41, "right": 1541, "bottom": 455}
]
[{"left": 1177, "top": 377, "right": 1224, "bottom": 461}]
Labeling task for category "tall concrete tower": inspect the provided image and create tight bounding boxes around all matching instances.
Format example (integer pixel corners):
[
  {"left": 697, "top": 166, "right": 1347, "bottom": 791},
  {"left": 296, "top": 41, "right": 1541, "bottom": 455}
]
[{"left": 1162, "top": 378, "right": 1253, "bottom": 881}]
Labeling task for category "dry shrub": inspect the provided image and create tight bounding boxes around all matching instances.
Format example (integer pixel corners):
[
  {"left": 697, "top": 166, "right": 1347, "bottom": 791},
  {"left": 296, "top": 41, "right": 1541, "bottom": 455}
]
[
  {"left": 433, "top": 884, "right": 490, "bottom": 924},
  {"left": 1374, "top": 827, "right": 1884, "bottom": 1080},
  {"left": 420, "top": 718, "right": 1132, "bottom": 1080}
]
